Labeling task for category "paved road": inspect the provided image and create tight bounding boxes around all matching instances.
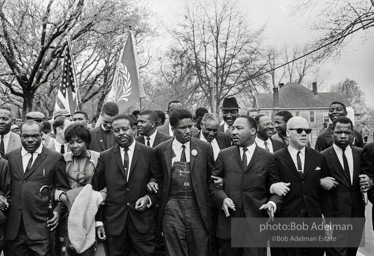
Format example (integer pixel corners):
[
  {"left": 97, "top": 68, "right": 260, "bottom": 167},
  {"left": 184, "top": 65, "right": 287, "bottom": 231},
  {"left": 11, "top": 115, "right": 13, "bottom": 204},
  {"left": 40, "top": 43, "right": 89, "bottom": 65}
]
[{"left": 358, "top": 202, "right": 374, "bottom": 256}]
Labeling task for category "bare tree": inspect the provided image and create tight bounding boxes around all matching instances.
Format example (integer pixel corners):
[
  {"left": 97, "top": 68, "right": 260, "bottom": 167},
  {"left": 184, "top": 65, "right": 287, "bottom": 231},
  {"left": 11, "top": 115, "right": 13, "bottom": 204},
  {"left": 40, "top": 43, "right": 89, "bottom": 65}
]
[
  {"left": 163, "top": 0, "right": 269, "bottom": 113},
  {"left": 295, "top": 0, "right": 374, "bottom": 60},
  {"left": 330, "top": 78, "right": 366, "bottom": 110}
]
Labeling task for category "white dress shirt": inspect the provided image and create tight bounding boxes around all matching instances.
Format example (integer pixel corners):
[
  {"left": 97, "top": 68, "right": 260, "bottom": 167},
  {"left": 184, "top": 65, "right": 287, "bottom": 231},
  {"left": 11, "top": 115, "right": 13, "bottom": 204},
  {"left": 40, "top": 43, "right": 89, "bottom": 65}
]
[
  {"left": 287, "top": 145, "right": 306, "bottom": 173},
  {"left": 168, "top": 123, "right": 173, "bottom": 136},
  {"left": 240, "top": 143, "right": 256, "bottom": 165},
  {"left": 145, "top": 130, "right": 158, "bottom": 148},
  {"left": 333, "top": 144, "right": 354, "bottom": 184},
  {"left": 119, "top": 140, "right": 136, "bottom": 181},
  {"left": 172, "top": 139, "right": 190, "bottom": 165},
  {"left": 2, "top": 132, "right": 10, "bottom": 153},
  {"left": 21, "top": 144, "right": 43, "bottom": 172},
  {"left": 200, "top": 132, "right": 220, "bottom": 161},
  {"left": 54, "top": 140, "right": 69, "bottom": 153},
  {"left": 255, "top": 137, "right": 274, "bottom": 153}
]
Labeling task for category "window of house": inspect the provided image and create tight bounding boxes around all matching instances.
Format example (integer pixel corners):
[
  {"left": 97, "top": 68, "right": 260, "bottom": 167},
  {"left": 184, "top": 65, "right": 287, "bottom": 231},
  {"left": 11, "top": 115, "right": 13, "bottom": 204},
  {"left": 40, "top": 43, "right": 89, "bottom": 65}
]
[
  {"left": 309, "top": 111, "right": 315, "bottom": 123},
  {"left": 323, "top": 111, "right": 330, "bottom": 123},
  {"left": 295, "top": 111, "right": 300, "bottom": 116}
]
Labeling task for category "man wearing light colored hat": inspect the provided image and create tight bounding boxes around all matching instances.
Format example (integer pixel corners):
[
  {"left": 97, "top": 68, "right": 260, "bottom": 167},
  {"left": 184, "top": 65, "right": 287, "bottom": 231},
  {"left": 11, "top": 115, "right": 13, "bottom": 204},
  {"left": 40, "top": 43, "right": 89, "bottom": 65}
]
[
  {"left": 218, "top": 97, "right": 240, "bottom": 135},
  {"left": 53, "top": 109, "right": 71, "bottom": 120}
]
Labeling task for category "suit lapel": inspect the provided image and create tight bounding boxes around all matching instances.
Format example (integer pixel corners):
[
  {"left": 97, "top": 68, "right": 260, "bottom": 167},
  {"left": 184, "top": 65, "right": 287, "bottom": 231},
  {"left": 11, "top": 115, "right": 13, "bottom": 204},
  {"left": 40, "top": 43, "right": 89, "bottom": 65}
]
[
  {"left": 15, "top": 149, "right": 24, "bottom": 177},
  {"left": 352, "top": 147, "right": 361, "bottom": 187},
  {"left": 190, "top": 139, "right": 197, "bottom": 172},
  {"left": 302, "top": 148, "right": 313, "bottom": 178},
  {"left": 113, "top": 145, "right": 127, "bottom": 180},
  {"left": 24, "top": 148, "right": 48, "bottom": 179},
  {"left": 245, "top": 146, "right": 260, "bottom": 172},
  {"left": 7, "top": 133, "right": 15, "bottom": 152},
  {"left": 233, "top": 147, "right": 244, "bottom": 172},
  {"left": 163, "top": 140, "right": 173, "bottom": 179},
  {"left": 97, "top": 129, "right": 105, "bottom": 151},
  {"left": 329, "top": 147, "right": 351, "bottom": 187},
  {"left": 282, "top": 149, "right": 301, "bottom": 178},
  {"left": 128, "top": 143, "right": 140, "bottom": 179}
]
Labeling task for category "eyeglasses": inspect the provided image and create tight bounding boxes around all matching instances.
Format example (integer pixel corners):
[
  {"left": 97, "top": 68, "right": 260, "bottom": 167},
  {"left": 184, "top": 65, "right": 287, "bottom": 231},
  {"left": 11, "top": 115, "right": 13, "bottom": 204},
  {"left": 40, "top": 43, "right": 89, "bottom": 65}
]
[{"left": 288, "top": 128, "right": 312, "bottom": 134}]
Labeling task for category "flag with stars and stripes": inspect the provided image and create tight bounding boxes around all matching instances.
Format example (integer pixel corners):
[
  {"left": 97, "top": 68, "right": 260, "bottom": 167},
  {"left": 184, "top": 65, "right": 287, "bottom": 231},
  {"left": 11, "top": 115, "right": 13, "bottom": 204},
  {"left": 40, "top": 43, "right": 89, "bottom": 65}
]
[{"left": 53, "top": 39, "right": 79, "bottom": 117}]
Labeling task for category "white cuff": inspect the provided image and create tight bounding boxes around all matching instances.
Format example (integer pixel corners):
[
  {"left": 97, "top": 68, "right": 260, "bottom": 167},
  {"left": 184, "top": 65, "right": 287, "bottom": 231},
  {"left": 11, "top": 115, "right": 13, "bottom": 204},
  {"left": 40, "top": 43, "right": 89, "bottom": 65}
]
[
  {"left": 145, "top": 195, "right": 152, "bottom": 208},
  {"left": 268, "top": 201, "right": 277, "bottom": 213},
  {"left": 95, "top": 221, "right": 104, "bottom": 227},
  {"left": 269, "top": 184, "right": 275, "bottom": 194}
]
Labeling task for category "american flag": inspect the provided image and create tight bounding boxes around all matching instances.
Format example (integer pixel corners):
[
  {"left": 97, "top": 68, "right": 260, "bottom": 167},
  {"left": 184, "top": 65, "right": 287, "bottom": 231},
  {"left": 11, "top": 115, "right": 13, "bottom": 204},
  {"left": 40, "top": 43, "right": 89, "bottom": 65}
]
[{"left": 53, "top": 39, "right": 79, "bottom": 116}]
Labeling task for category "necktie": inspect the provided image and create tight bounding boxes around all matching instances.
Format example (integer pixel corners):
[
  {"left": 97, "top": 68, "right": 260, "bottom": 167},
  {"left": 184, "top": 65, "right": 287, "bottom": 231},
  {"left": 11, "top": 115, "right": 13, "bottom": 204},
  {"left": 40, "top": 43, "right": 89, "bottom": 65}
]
[
  {"left": 297, "top": 151, "right": 303, "bottom": 176},
  {"left": 242, "top": 147, "right": 248, "bottom": 169},
  {"left": 0, "top": 135, "right": 4, "bottom": 157},
  {"left": 264, "top": 141, "right": 270, "bottom": 152},
  {"left": 123, "top": 147, "right": 129, "bottom": 181},
  {"left": 60, "top": 144, "right": 65, "bottom": 154},
  {"left": 342, "top": 148, "right": 351, "bottom": 183},
  {"left": 146, "top": 137, "right": 151, "bottom": 147},
  {"left": 180, "top": 145, "right": 187, "bottom": 162},
  {"left": 26, "top": 153, "right": 34, "bottom": 173}
]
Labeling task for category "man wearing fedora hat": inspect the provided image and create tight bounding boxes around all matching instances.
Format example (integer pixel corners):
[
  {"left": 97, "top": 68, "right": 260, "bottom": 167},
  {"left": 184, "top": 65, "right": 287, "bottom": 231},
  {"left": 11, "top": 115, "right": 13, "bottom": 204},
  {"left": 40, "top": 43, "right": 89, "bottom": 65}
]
[{"left": 218, "top": 97, "right": 240, "bottom": 135}]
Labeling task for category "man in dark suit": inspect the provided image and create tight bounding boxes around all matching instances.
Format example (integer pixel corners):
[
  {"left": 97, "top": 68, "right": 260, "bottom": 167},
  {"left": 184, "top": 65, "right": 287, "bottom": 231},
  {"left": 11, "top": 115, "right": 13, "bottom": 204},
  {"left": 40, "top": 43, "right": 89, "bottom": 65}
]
[
  {"left": 136, "top": 110, "right": 171, "bottom": 256},
  {"left": 271, "top": 116, "right": 331, "bottom": 256},
  {"left": 218, "top": 97, "right": 240, "bottom": 135},
  {"left": 272, "top": 110, "right": 293, "bottom": 146},
  {"left": 315, "top": 101, "right": 363, "bottom": 152},
  {"left": 93, "top": 114, "right": 162, "bottom": 256},
  {"left": 0, "top": 157, "right": 9, "bottom": 254},
  {"left": 322, "top": 117, "right": 370, "bottom": 256},
  {"left": 194, "top": 113, "right": 231, "bottom": 161},
  {"left": 255, "top": 114, "right": 285, "bottom": 153},
  {"left": 156, "top": 109, "right": 214, "bottom": 256},
  {"left": 362, "top": 141, "right": 374, "bottom": 230},
  {"left": 0, "top": 106, "right": 22, "bottom": 156},
  {"left": 89, "top": 101, "right": 119, "bottom": 152},
  {"left": 5, "top": 120, "right": 70, "bottom": 256},
  {"left": 137, "top": 110, "right": 172, "bottom": 148},
  {"left": 210, "top": 115, "right": 282, "bottom": 256}
]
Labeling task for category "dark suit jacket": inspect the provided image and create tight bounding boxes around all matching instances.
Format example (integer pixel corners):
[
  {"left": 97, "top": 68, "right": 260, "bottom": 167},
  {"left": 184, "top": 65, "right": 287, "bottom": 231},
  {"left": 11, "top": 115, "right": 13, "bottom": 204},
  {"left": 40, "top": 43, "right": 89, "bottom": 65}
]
[
  {"left": 89, "top": 126, "right": 116, "bottom": 152},
  {"left": 193, "top": 131, "right": 231, "bottom": 150},
  {"left": 218, "top": 124, "right": 225, "bottom": 133},
  {"left": 0, "top": 158, "right": 9, "bottom": 247},
  {"left": 315, "top": 126, "right": 364, "bottom": 152},
  {"left": 210, "top": 145, "right": 283, "bottom": 240},
  {"left": 136, "top": 131, "right": 172, "bottom": 148},
  {"left": 92, "top": 143, "right": 162, "bottom": 236},
  {"left": 156, "top": 137, "right": 214, "bottom": 231},
  {"left": 157, "top": 121, "right": 199, "bottom": 137},
  {"left": 6, "top": 132, "right": 22, "bottom": 154},
  {"left": 362, "top": 142, "right": 374, "bottom": 228},
  {"left": 273, "top": 147, "right": 331, "bottom": 218},
  {"left": 5, "top": 146, "right": 69, "bottom": 240},
  {"left": 271, "top": 138, "right": 286, "bottom": 152},
  {"left": 321, "top": 146, "right": 364, "bottom": 218}
]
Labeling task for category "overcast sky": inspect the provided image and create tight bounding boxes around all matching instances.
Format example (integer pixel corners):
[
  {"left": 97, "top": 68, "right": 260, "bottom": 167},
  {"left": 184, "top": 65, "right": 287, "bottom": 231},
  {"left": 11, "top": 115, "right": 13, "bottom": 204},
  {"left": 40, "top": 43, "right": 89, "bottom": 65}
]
[{"left": 149, "top": 0, "right": 374, "bottom": 107}]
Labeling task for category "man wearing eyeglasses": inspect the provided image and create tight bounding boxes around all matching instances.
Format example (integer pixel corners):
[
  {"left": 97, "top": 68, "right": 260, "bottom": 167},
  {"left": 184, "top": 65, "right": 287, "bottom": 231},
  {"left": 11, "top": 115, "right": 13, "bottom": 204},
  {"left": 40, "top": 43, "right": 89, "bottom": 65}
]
[
  {"left": 5, "top": 120, "right": 69, "bottom": 256},
  {"left": 270, "top": 116, "right": 331, "bottom": 256},
  {"left": 321, "top": 116, "right": 371, "bottom": 256}
]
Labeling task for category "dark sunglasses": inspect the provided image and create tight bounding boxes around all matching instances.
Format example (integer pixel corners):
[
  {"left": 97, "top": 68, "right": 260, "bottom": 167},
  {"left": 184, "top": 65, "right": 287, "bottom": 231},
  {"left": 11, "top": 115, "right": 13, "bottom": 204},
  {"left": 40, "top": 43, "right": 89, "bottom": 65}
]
[{"left": 289, "top": 128, "right": 312, "bottom": 134}]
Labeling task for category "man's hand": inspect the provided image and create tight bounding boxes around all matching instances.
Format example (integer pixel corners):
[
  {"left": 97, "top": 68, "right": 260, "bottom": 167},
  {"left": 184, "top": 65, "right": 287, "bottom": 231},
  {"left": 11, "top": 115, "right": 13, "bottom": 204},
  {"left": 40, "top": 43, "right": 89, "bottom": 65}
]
[
  {"left": 271, "top": 182, "right": 290, "bottom": 196},
  {"left": 0, "top": 195, "right": 9, "bottom": 210},
  {"left": 147, "top": 181, "right": 159, "bottom": 194},
  {"left": 96, "top": 225, "right": 106, "bottom": 240},
  {"left": 359, "top": 174, "right": 373, "bottom": 192},
  {"left": 135, "top": 196, "right": 149, "bottom": 212},
  {"left": 46, "top": 211, "right": 60, "bottom": 231},
  {"left": 211, "top": 175, "right": 223, "bottom": 189},
  {"left": 59, "top": 193, "right": 68, "bottom": 206},
  {"left": 222, "top": 198, "right": 235, "bottom": 217},
  {"left": 320, "top": 177, "right": 338, "bottom": 190},
  {"left": 259, "top": 202, "right": 275, "bottom": 221}
]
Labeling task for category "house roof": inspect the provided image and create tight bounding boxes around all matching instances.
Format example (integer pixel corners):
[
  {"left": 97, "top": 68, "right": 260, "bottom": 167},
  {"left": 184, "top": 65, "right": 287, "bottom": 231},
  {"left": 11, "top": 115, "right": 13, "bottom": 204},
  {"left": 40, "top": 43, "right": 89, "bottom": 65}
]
[{"left": 254, "top": 82, "right": 349, "bottom": 109}]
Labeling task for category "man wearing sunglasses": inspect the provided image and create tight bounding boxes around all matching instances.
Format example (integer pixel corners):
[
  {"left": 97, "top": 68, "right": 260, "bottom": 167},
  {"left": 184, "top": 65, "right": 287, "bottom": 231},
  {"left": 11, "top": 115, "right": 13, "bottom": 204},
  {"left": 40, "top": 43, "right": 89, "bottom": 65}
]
[
  {"left": 321, "top": 116, "right": 370, "bottom": 256},
  {"left": 270, "top": 116, "right": 331, "bottom": 256}
]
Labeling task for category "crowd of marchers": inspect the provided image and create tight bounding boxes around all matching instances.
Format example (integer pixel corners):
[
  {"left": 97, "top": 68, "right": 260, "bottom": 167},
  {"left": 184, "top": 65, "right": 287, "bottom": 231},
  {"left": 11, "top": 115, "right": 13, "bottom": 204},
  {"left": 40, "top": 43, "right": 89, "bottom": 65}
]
[{"left": 0, "top": 96, "right": 373, "bottom": 256}]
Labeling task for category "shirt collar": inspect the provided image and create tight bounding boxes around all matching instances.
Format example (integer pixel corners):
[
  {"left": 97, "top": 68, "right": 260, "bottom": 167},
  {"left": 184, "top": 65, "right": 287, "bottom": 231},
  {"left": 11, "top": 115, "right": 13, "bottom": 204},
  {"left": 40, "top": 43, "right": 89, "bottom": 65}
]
[
  {"left": 255, "top": 136, "right": 271, "bottom": 146},
  {"left": 1, "top": 132, "right": 10, "bottom": 140},
  {"left": 241, "top": 142, "right": 256, "bottom": 152},
  {"left": 21, "top": 144, "right": 43, "bottom": 157},
  {"left": 333, "top": 144, "right": 351, "bottom": 153},
  {"left": 147, "top": 129, "right": 157, "bottom": 141},
  {"left": 172, "top": 138, "right": 190, "bottom": 149},
  {"left": 287, "top": 145, "right": 305, "bottom": 156},
  {"left": 65, "top": 150, "right": 92, "bottom": 162},
  {"left": 120, "top": 139, "right": 136, "bottom": 152}
]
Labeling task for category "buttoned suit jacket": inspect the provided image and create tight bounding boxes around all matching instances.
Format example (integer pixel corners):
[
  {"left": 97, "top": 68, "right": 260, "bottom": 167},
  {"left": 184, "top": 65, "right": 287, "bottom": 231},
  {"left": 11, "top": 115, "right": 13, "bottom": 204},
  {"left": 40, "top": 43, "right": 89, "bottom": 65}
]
[
  {"left": 362, "top": 142, "right": 374, "bottom": 229},
  {"left": 5, "top": 146, "right": 69, "bottom": 240},
  {"left": 321, "top": 146, "right": 365, "bottom": 218},
  {"left": 156, "top": 137, "right": 214, "bottom": 232},
  {"left": 193, "top": 131, "right": 231, "bottom": 150},
  {"left": 5, "top": 132, "right": 22, "bottom": 154},
  {"left": 273, "top": 147, "right": 331, "bottom": 218},
  {"left": 136, "top": 132, "right": 172, "bottom": 148},
  {"left": 92, "top": 142, "right": 162, "bottom": 236},
  {"left": 210, "top": 145, "right": 283, "bottom": 240},
  {"left": 89, "top": 126, "right": 116, "bottom": 152}
]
